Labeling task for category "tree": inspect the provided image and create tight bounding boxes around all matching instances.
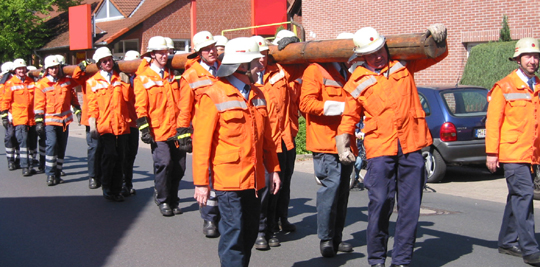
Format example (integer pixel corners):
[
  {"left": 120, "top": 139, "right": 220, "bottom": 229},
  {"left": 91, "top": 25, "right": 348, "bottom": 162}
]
[
  {"left": 0, "top": 0, "right": 80, "bottom": 62},
  {"left": 499, "top": 15, "right": 511, "bottom": 42}
]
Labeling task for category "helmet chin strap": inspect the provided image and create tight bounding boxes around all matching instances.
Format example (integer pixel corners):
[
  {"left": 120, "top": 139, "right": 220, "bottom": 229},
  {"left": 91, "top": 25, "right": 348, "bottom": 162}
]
[{"left": 234, "top": 62, "right": 256, "bottom": 84}]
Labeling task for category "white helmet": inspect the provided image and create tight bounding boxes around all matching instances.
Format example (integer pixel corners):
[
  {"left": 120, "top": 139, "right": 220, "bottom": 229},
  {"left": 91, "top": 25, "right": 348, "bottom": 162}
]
[
  {"left": 93, "top": 47, "right": 113, "bottom": 63},
  {"left": 44, "top": 55, "right": 60, "bottom": 69},
  {"left": 353, "top": 27, "right": 386, "bottom": 56},
  {"left": 336, "top": 32, "right": 354, "bottom": 40},
  {"left": 12, "top": 58, "right": 27, "bottom": 69},
  {"left": 214, "top": 35, "right": 228, "bottom": 47},
  {"left": 250, "top": 36, "right": 269, "bottom": 52},
  {"left": 165, "top": 37, "right": 174, "bottom": 50},
  {"left": 55, "top": 54, "right": 66, "bottom": 65},
  {"left": 272, "top": 30, "right": 296, "bottom": 45},
  {"left": 192, "top": 31, "right": 216, "bottom": 52},
  {"left": 1, "top": 61, "right": 13, "bottom": 75},
  {"left": 216, "top": 37, "right": 264, "bottom": 77},
  {"left": 124, "top": 50, "right": 141, "bottom": 61},
  {"left": 513, "top": 37, "right": 540, "bottom": 59},
  {"left": 146, "top": 36, "right": 168, "bottom": 53},
  {"left": 26, "top": 66, "right": 37, "bottom": 71},
  {"left": 222, "top": 37, "right": 264, "bottom": 64}
]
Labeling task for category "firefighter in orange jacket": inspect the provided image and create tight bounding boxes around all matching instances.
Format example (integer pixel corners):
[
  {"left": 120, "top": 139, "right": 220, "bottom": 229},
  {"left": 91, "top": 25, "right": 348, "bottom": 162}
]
[
  {"left": 72, "top": 59, "right": 103, "bottom": 190},
  {"left": 134, "top": 36, "right": 186, "bottom": 216},
  {"left": 192, "top": 37, "right": 280, "bottom": 267},
  {"left": 251, "top": 34, "right": 305, "bottom": 250},
  {"left": 34, "top": 55, "right": 81, "bottom": 186},
  {"left": 1, "top": 59, "right": 37, "bottom": 176},
  {"left": 87, "top": 47, "right": 131, "bottom": 202},
  {"left": 336, "top": 25, "right": 447, "bottom": 266},
  {"left": 486, "top": 37, "right": 540, "bottom": 265},
  {"left": 300, "top": 57, "right": 355, "bottom": 257},
  {"left": 0, "top": 61, "right": 20, "bottom": 171},
  {"left": 179, "top": 31, "right": 221, "bottom": 237}
]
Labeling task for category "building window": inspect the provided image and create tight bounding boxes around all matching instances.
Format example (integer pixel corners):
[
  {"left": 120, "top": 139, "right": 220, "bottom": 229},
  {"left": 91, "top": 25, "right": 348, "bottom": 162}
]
[
  {"left": 172, "top": 39, "right": 190, "bottom": 54},
  {"left": 113, "top": 39, "right": 139, "bottom": 58},
  {"left": 95, "top": 0, "right": 124, "bottom": 22}
]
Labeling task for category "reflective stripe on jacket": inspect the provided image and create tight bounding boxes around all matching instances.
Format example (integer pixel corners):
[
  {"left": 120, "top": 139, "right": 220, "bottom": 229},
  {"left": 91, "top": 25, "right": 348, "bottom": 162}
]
[
  {"left": 178, "top": 60, "right": 219, "bottom": 128},
  {"left": 71, "top": 66, "right": 91, "bottom": 126},
  {"left": 34, "top": 76, "right": 80, "bottom": 126},
  {"left": 134, "top": 60, "right": 181, "bottom": 141},
  {"left": 259, "top": 63, "right": 295, "bottom": 153},
  {"left": 2, "top": 75, "right": 35, "bottom": 126},
  {"left": 192, "top": 78, "right": 280, "bottom": 191},
  {"left": 299, "top": 63, "right": 349, "bottom": 153},
  {"left": 87, "top": 71, "right": 131, "bottom": 136},
  {"left": 486, "top": 70, "right": 540, "bottom": 164},
  {"left": 338, "top": 51, "right": 448, "bottom": 159}
]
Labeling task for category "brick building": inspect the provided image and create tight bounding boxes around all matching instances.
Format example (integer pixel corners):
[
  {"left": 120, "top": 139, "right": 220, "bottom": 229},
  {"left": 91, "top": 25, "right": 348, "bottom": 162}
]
[
  {"left": 38, "top": 0, "right": 291, "bottom": 64},
  {"left": 299, "top": 0, "right": 540, "bottom": 86}
]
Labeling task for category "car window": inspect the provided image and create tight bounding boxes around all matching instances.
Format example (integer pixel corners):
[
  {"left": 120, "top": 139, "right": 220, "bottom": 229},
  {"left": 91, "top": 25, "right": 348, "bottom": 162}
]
[
  {"left": 440, "top": 88, "right": 488, "bottom": 117},
  {"left": 418, "top": 93, "right": 430, "bottom": 116}
]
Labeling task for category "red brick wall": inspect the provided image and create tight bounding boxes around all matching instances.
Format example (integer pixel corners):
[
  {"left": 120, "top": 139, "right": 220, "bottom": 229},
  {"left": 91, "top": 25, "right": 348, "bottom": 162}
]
[
  {"left": 302, "top": 0, "right": 540, "bottom": 86},
  {"left": 140, "top": 0, "right": 252, "bottom": 53},
  {"left": 141, "top": 0, "right": 192, "bottom": 53}
]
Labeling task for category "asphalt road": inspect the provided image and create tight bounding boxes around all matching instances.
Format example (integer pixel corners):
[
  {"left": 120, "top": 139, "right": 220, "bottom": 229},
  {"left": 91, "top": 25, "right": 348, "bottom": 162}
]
[{"left": 0, "top": 124, "right": 539, "bottom": 267}]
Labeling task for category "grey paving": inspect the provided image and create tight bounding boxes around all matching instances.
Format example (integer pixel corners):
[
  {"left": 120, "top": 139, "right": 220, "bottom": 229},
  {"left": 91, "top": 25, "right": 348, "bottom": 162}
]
[{"left": 0, "top": 125, "right": 537, "bottom": 267}]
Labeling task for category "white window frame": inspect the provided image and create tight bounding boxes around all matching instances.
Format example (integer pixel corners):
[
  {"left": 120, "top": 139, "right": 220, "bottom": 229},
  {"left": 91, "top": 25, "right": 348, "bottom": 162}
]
[
  {"left": 95, "top": 0, "right": 124, "bottom": 22},
  {"left": 113, "top": 39, "right": 139, "bottom": 59},
  {"left": 172, "top": 39, "right": 190, "bottom": 54}
]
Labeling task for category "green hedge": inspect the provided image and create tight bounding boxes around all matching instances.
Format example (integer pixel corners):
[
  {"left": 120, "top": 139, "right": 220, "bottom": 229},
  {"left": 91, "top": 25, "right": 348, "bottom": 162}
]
[
  {"left": 295, "top": 116, "right": 310, "bottom": 154},
  {"left": 460, "top": 41, "right": 525, "bottom": 89}
]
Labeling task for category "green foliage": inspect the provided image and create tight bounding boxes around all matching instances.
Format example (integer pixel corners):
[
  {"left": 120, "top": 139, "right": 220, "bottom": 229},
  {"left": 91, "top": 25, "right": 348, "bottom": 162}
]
[
  {"left": 0, "top": 0, "right": 80, "bottom": 62},
  {"left": 275, "top": 26, "right": 285, "bottom": 37},
  {"left": 460, "top": 41, "right": 520, "bottom": 89},
  {"left": 295, "top": 116, "right": 311, "bottom": 155},
  {"left": 499, "top": 15, "right": 511, "bottom": 42}
]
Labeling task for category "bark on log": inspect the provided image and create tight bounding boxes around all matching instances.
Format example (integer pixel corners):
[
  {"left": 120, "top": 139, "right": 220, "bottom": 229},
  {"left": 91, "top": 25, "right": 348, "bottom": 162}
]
[{"left": 30, "top": 32, "right": 446, "bottom": 77}]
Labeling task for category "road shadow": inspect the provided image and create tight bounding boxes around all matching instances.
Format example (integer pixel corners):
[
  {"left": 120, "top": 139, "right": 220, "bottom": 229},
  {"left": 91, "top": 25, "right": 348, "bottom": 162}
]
[
  {"left": 439, "top": 165, "right": 503, "bottom": 183},
  {"left": 0, "top": 187, "right": 154, "bottom": 267}
]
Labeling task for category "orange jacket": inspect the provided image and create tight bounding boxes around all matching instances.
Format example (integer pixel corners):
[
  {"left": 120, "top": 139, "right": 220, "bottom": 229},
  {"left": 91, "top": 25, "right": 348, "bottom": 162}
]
[
  {"left": 71, "top": 66, "right": 91, "bottom": 126},
  {"left": 86, "top": 71, "right": 131, "bottom": 136},
  {"left": 299, "top": 63, "right": 350, "bottom": 153},
  {"left": 192, "top": 78, "right": 280, "bottom": 191},
  {"left": 288, "top": 78, "right": 302, "bottom": 139},
  {"left": 2, "top": 75, "right": 36, "bottom": 126},
  {"left": 258, "top": 63, "right": 305, "bottom": 153},
  {"left": 34, "top": 75, "right": 80, "bottom": 127},
  {"left": 338, "top": 51, "right": 447, "bottom": 159},
  {"left": 178, "top": 59, "right": 219, "bottom": 128},
  {"left": 133, "top": 61, "right": 182, "bottom": 141},
  {"left": 486, "top": 70, "right": 540, "bottom": 164}
]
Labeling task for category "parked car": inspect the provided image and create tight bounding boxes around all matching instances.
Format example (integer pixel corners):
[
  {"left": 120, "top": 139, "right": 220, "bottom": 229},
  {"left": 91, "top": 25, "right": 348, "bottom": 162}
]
[{"left": 418, "top": 85, "right": 488, "bottom": 183}]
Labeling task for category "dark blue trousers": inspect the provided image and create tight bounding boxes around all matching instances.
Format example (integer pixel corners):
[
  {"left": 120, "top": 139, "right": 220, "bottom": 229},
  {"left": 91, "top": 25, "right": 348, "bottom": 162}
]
[
  {"left": 275, "top": 141, "right": 296, "bottom": 224},
  {"left": 216, "top": 189, "right": 260, "bottom": 267},
  {"left": 4, "top": 123, "right": 18, "bottom": 165},
  {"left": 44, "top": 125, "right": 69, "bottom": 177},
  {"left": 151, "top": 141, "right": 186, "bottom": 206},
  {"left": 313, "top": 152, "right": 353, "bottom": 244},
  {"left": 499, "top": 163, "right": 540, "bottom": 256},
  {"left": 122, "top": 127, "right": 139, "bottom": 189},
  {"left": 365, "top": 147, "right": 425, "bottom": 266},
  {"left": 258, "top": 171, "right": 278, "bottom": 237},
  {"left": 85, "top": 126, "right": 100, "bottom": 179},
  {"left": 100, "top": 134, "right": 127, "bottom": 196},
  {"left": 15, "top": 125, "right": 36, "bottom": 168}
]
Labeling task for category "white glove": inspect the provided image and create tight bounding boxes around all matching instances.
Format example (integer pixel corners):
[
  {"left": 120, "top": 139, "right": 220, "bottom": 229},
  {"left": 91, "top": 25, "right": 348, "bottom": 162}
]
[
  {"left": 88, "top": 117, "right": 99, "bottom": 139},
  {"left": 427, "top": 23, "right": 447, "bottom": 43},
  {"left": 323, "top": 100, "right": 345, "bottom": 116},
  {"left": 335, "top": 134, "right": 356, "bottom": 165}
]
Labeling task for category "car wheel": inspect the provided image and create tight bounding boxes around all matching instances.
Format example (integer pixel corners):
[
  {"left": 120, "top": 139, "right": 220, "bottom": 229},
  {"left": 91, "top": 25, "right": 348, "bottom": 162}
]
[
  {"left": 534, "top": 165, "right": 540, "bottom": 200},
  {"left": 422, "top": 148, "right": 446, "bottom": 183}
]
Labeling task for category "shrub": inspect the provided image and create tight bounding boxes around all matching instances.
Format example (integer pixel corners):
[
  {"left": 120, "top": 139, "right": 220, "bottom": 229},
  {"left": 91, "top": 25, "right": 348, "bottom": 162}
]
[
  {"left": 460, "top": 41, "right": 521, "bottom": 89},
  {"left": 295, "top": 116, "right": 311, "bottom": 154}
]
